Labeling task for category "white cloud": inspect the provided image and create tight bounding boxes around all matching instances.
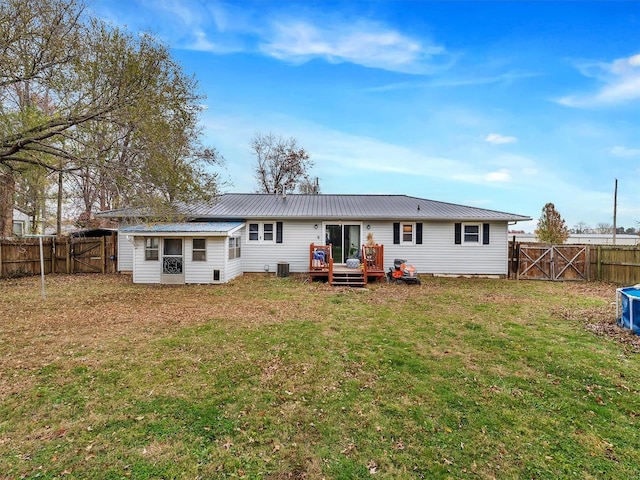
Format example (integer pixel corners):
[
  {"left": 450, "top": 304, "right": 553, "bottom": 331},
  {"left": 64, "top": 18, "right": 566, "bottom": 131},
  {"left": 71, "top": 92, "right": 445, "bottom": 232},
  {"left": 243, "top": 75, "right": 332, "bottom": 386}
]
[
  {"left": 485, "top": 133, "right": 517, "bottom": 145},
  {"left": 259, "top": 19, "right": 447, "bottom": 74},
  {"left": 484, "top": 169, "right": 511, "bottom": 182},
  {"left": 610, "top": 145, "right": 640, "bottom": 158},
  {"left": 557, "top": 53, "right": 640, "bottom": 107}
]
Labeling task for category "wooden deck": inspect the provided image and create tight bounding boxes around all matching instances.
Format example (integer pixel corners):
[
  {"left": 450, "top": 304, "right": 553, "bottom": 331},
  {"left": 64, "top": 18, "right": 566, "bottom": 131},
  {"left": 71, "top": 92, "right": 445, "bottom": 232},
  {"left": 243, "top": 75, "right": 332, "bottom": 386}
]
[{"left": 309, "top": 243, "right": 386, "bottom": 286}]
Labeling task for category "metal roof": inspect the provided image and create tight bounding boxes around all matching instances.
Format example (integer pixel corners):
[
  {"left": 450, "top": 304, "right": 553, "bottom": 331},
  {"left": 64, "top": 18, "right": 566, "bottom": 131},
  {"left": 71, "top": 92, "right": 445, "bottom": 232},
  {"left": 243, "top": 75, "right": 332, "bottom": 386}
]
[
  {"left": 100, "top": 194, "right": 531, "bottom": 222},
  {"left": 182, "top": 194, "right": 531, "bottom": 222},
  {"left": 120, "top": 221, "right": 243, "bottom": 235}
]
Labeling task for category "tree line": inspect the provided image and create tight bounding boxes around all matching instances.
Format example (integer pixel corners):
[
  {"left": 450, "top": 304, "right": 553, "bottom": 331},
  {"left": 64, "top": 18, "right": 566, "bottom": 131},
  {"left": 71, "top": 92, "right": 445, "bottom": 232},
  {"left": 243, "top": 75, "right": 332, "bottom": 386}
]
[{"left": 0, "top": 0, "right": 222, "bottom": 236}]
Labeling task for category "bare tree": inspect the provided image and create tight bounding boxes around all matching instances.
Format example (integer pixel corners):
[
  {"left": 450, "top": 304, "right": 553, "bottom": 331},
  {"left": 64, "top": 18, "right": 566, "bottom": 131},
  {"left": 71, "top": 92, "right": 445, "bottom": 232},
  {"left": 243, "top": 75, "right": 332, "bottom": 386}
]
[
  {"left": 298, "top": 176, "right": 321, "bottom": 194},
  {"left": 572, "top": 221, "right": 590, "bottom": 234},
  {"left": 595, "top": 222, "right": 613, "bottom": 234},
  {"left": 535, "top": 202, "right": 569, "bottom": 244},
  {"left": 251, "top": 133, "right": 313, "bottom": 195}
]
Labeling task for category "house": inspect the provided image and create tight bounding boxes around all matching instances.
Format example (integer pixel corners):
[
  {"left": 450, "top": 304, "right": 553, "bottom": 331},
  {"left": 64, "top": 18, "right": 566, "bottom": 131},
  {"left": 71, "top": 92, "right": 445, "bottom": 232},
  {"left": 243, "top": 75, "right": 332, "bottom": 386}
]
[
  {"left": 12, "top": 208, "right": 30, "bottom": 236},
  {"left": 101, "top": 193, "right": 531, "bottom": 285}
]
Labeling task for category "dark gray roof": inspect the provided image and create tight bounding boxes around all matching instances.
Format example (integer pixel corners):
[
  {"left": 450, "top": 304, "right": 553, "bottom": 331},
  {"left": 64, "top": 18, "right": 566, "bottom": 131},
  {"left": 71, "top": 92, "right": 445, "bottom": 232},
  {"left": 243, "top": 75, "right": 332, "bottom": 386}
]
[
  {"left": 183, "top": 194, "right": 530, "bottom": 222},
  {"left": 99, "top": 194, "right": 531, "bottom": 222}
]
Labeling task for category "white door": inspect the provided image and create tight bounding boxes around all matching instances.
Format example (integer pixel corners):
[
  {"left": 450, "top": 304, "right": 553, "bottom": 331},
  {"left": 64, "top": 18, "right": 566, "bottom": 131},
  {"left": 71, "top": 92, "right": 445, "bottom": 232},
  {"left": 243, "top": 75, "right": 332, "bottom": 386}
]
[{"left": 161, "top": 238, "right": 184, "bottom": 284}]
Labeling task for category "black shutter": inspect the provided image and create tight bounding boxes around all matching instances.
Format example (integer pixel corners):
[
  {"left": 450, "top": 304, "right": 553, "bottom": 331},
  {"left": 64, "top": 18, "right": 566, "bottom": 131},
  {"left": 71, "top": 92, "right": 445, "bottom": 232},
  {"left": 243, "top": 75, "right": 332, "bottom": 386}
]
[
  {"left": 483, "top": 223, "right": 490, "bottom": 245},
  {"left": 416, "top": 223, "right": 423, "bottom": 245},
  {"left": 276, "top": 222, "right": 283, "bottom": 243},
  {"left": 393, "top": 223, "right": 400, "bottom": 244},
  {"left": 454, "top": 223, "right": 462, "bottom": 244}
]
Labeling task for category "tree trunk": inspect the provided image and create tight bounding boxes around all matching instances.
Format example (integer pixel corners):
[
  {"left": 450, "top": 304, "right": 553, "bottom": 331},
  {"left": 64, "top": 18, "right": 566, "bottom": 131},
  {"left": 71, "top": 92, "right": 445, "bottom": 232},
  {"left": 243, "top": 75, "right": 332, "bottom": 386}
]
[{"left": 0, "top": 169, "right": 16, "bottom": 238}]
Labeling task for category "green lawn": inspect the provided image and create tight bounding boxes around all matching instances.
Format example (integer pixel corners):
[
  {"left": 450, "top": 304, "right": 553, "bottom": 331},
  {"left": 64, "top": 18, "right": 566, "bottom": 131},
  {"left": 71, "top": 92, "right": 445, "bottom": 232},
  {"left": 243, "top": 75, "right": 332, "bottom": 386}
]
[{"left": 0, "top": 274, "right": 638, "bottom": 479}]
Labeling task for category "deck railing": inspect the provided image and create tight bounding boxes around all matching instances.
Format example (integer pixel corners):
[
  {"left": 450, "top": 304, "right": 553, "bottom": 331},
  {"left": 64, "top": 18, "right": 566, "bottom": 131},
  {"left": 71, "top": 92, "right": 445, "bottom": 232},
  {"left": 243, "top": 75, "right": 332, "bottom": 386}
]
[
  {"left": 362, "top": 244, "right": 384, "bottom": 276},
  {"left": 310, "top": 243, "right": 332, "bottom": 272}
]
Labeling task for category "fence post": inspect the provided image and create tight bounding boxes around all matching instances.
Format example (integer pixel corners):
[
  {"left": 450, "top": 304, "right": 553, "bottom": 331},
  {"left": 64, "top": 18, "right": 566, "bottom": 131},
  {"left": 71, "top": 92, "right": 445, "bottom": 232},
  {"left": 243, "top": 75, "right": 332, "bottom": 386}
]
[
  {"left": 597, "top": 245, "right": 602, "bottom": 281},
  {"left": 50, "top": 238, "right": 55, "bottom": 274},
  {"left": 66, "top": 237, "right": 71, "bottom": 274},
  {"left": 101, "top": 236, "right": 106, "bottom": 274}
]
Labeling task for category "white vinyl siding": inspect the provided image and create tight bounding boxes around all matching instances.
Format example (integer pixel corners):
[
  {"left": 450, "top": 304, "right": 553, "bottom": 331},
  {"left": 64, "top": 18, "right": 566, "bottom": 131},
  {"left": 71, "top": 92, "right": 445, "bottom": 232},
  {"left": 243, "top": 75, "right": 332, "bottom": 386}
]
[
  {"left": 185, "top": 238, "right": 217, "bottom": 284},
  {"left": 132, "top": 237, "right": 161, "bottom": 283},
  {"left": 225, "top": 235, "right": 244, "bottom": 282},
  {"left": 117, "top": 234, "right": 135, "bottom": 272},
  {"left": 376, "top": 221, "right": 508, "bottom": 276},
  {"left": 241, "top": 221, "right": 324, "bottom": 273}
]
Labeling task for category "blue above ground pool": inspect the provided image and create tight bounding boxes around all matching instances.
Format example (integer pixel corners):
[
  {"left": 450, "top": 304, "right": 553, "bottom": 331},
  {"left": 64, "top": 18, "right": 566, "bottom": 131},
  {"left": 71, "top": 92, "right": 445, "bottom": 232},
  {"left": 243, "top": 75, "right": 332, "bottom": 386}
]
[{"left": 617, "top": 286, "right": 640, "bottom": 335}]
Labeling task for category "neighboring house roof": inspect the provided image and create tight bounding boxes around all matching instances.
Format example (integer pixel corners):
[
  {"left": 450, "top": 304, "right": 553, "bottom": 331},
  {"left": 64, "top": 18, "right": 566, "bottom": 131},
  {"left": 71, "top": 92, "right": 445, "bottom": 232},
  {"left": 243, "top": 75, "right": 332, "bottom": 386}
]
[
  {"left": 100, "top": 194, "right": 531, "bottom": 223},
  {"left": 120, "top": 221, "right": 244, "bottom": 236},
  {"left": 13, "top": 208, "right": 30, "bottom": 222}
]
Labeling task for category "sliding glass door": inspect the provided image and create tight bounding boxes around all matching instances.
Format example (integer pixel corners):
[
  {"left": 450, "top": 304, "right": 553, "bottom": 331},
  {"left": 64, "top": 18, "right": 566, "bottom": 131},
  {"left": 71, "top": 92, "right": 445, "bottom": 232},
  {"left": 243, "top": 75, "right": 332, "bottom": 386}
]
[{"left": 325, "top": 224, "right": 361, "bottom": 263}]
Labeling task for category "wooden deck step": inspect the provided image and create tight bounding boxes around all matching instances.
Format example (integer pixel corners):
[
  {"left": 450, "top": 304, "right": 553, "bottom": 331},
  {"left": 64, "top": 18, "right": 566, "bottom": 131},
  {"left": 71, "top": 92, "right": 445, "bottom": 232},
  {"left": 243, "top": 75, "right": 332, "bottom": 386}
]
[{"left": 331, "top": 269, "right": 366, "bottom": 287}]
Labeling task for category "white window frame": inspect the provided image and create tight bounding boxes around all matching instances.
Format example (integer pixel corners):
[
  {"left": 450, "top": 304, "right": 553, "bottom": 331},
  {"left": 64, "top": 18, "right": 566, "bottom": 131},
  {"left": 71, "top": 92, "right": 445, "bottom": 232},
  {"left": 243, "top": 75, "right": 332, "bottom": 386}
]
[
  {"left": 463, "top": 224, "right": 481, "bottom": 244},
  {"left": 247, "top": 222, "right": 275, "bottom": 244},
  {"left": 145, "top": 237, "right": 159, "bottom": 261},
  {"left": 229, "top": 236, "right": 241, "bottom": 260},
  {"left": 12, "top": 221, "right": 24, "bottom": 236},
  {"left": 192, "top": 238, "right": 206, "bottom": 262},
  {"left": 401, "top": 223, "right": 415, "bottom": 244}
]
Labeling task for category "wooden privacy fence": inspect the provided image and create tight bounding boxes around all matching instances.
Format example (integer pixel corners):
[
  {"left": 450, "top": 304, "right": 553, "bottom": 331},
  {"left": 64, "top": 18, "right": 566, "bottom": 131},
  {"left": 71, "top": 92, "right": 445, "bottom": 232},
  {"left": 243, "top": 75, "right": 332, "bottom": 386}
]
[
  {"left": 0, "top": 235, "right": 117, "bottom": 278},
  {"left": 510, "top": 242, "right": 640, "bottom": 285}
]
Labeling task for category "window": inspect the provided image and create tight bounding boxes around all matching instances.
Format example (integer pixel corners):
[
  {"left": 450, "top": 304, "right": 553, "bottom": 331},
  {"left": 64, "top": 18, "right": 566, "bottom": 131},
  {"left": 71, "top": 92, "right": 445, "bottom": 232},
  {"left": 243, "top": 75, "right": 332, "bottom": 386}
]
[
  {"left": 145, "top": 237, "right": 159, "bottom": 260},
  {"left": 394, "top": 222, "right": 422, "bottom": 245},
  {"left": 402, "top": 223, "right": 414, "bottom": 243},
  {"left": 247, "top": 222, "right": 282, "bottom": 243},
  {"left": 192, "top": 238, "right": 206, "bottom": 261},
  {"left": 249, "top": 223, "right": 259, "bottom": 241},
  {"left": 12, "top": 221, "right": 24, "bottom": 236},
  {"left": 263, "top": 223, "right": 274, "bottom": 241},
  {"left": 229, "top": 237, "right": 241, "bottom": 259},
  {"left": 464, "top": 225, "right": 480, "bottom": 243}
]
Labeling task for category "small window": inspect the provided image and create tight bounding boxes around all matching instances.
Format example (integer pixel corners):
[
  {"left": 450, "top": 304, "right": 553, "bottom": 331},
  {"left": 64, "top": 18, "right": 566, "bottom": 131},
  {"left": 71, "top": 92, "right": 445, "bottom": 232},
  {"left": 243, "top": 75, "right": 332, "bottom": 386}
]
[
  {"left": 402, "top": 223, "right": 414, "bottom": 243},
  {"left": 192, "top": 238, "right": 206, "bottom": 261},
  {"left": 263, "top": 223, "right": 274, "bottom": 242},
  {"left": 229, "top": 236, "right": 241, "bottom": 259},
  {"left": 464, "top": 225, "right": 480, "bottom": 243},
  {"left": 145, "top": 237, "right": 159, "bottom": 260},
  {"left": 249, "top": 223, "right": 259, "bottom": 241},
  {"left": 13, "top": 221, "right": 24, "bottom": 236}
]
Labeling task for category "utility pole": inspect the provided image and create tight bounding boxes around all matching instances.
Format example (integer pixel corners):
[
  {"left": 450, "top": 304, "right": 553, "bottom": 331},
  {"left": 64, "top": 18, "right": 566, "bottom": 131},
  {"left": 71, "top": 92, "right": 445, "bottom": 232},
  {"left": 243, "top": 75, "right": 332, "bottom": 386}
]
[{"left": 613, "top": 178, "right": 617, "bottom": 245}]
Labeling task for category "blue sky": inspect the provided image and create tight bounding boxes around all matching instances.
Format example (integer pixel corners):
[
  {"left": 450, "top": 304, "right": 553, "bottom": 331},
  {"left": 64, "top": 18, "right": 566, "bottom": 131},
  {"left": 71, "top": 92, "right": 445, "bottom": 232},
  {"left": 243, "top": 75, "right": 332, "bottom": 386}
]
[{"left": 91, "top": 0, "right": 640, "bottom": 232}]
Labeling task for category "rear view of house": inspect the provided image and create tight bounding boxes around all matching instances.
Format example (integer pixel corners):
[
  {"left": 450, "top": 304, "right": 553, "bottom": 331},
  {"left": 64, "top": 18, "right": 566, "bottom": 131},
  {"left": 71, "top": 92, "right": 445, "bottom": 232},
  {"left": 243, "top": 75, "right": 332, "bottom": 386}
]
[{"left": 102, "top": 193, "right": 531, "bottom": 284}]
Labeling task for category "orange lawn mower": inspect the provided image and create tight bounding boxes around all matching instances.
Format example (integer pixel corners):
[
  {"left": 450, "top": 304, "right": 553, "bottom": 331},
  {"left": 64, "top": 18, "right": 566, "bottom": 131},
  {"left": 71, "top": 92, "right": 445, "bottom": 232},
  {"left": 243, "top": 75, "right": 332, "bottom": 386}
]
[{"left": 387, "top": 259, "right": 421, "bottom": 285}]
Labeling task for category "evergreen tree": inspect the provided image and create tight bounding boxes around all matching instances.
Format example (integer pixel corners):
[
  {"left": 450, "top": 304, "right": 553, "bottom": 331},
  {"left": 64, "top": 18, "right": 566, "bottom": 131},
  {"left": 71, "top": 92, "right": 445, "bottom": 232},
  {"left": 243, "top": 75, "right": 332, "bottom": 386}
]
[{"left": 535, "top": 202, "right": 570, "bottom": 244}]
